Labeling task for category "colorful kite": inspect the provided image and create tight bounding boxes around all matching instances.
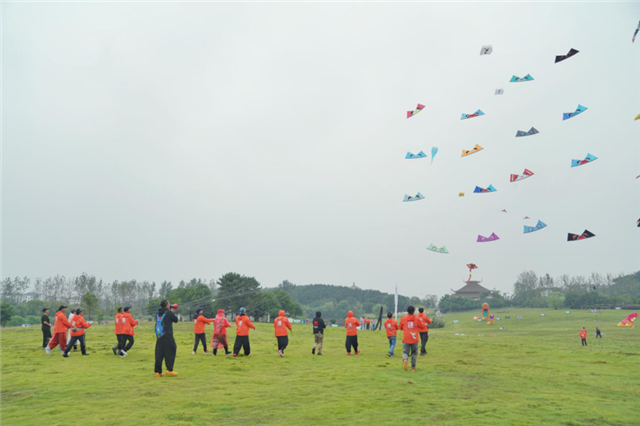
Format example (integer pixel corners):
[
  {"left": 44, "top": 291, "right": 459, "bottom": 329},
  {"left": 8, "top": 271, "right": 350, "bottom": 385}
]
[
  {"left": 637, "top": 218, "right": 639, "bottom": 228},
  {"left": 480, "top": 45, "right": 493, "bottom": 55},
  {"left": 405, "top": 151, "right": 427, "bottom": 159},
  {"left": 571, "top": 153, "right": 597, "bottom": 168},
  {"left": 495, "top": 88, "right": 504, "bottom": 95},
  {"left": 633, "top": 21, "right": 640, "bottom": 43},
  {"left": 474, "top": 185, "right": 496, "bottom": 193},
  {"left": 563, "top": 105, "right": 588, "bottom": 120},
  {"left": 466, "top": 263, "right": 478, "bottom": 283},
  {"left": 477, "top": 233, "right": 500, "bottom": 242},
  {"left": 510, "top": 169, "right": 534, "bottom": 182},
  {"left": 501, "top": 209, "right": 507, "bottom": 213},
  {"left": 567, "top": 230, "right": 595, "bottom": 241},
  {"left": 524, "top": 220, "right": 547, "bottom": 234},
  {"left": 407, "top": 104, "right": 425, "bottom": 119},
  {"left": 427, "top": 244, "right": 449, "bottom": 254},
  {"left": 461, "top": 110, "right": 485, "bottom": 120},
  {"left": 462, "top": 144, "right": 484, "bottom": 157},
  {"left": 555, "top": 48, "right": 579, "bottom": 63},
  {"left": 403, "top": 192, "right": 425, "bottom": 202},
  {"left": 634, "top": 113, "right": 640, "bottom": 121},
  {"left": 523, "top": 216, "right": 530, "bottom": 220},
  {"left": 510, "top": 74, "right": 534, "bottom": 83},
  {"left": 515, "top": 127, "right": 539, "bottom": 137},
  {"left": 459, "top": 192, "right": 465, "bottom": 197},
  {"left": 431, "top": 147, "right": 438, "bottom": 164}
]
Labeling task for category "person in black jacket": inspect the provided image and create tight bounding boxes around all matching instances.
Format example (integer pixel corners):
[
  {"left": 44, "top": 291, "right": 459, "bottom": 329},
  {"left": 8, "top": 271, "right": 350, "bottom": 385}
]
[
  {"left": 41, "top": 308, "right": 52, "bottom": 349},
  {"left": 311, "top": 311, "right": 326, "bottom": 355},
  {"left": 154, "top": 300, "right": 179, "bottom": 377}
]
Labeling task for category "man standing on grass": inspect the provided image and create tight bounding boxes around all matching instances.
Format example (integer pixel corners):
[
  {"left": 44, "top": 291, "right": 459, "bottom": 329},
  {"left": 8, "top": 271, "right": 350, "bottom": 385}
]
[
  {"left": 398, "top": 305, "right": 427, "bottom": 371},
  {"left": 311, "top": 311, "right": 326, "bottom": 355},
  {"left": 122, "top": 307, "right": 138, "bottom": 354},
  {"left": 274, "top": 310, "right": 292, "bottom": 357},
  {"left": 579, "top": 327, "right": 587, "bottom": 346},
  {"left": 193, "top": 308, "right": 214, "bottom": 354},
  {"left": 46, "top": 305, "right": 71, "bottom": 354},
  {"left": 63, "top": 308, "right": 91, "bottom": 357},
  {"left": 41, "top": 308, "right": 52, "bottom": 349},
  {"left": 155, "top": 300, "right": 179, "bottom": 377},
  {"left": 212, "top": 309, "right": 231, "bottom": 356},
  {"left": 384, "top": 312, "right": 399, "bottom": 357},
  {"left": 233, "top": 307, "right": 255, "bottom": 357},
  {"left": 344, "top": 310, "right": 361, "bottom": 355},
  {"left": 596, "top": 327, "right": 602, "bottom": 338},
  {"left": 417, "top": 307, "right": 433, "bottom": 356},
  {"left": 112, "top": 307, "right": 125, "bottom": 356}
]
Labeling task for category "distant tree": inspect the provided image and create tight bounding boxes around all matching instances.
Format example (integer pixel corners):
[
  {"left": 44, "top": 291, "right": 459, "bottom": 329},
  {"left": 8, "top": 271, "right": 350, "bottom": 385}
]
[
  {"left": 82, "top": 292, "right": 99, "bottom": 320},
  {"left": 0, "top": 302, "right": 14, "bottom": 326},
  {"left": 547, "top": 292, "right": 565, "bottom": 310},
  {"left": 215, "top": 273, "right": 261, "bottom": 314},
  {"left": 159, "top": 281, "right": 173, "bottom": 298}
]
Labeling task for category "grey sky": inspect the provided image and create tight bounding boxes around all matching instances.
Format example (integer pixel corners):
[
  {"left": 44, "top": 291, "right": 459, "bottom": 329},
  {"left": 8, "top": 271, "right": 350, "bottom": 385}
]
[{"left": 3, "top": 2, "right": 639, "bottom": 298}]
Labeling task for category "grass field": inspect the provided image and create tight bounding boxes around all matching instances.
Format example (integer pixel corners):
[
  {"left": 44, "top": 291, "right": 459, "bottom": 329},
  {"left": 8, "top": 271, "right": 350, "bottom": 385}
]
[{"left": 1, "top": 308, "right": 639, "bottom": 425}]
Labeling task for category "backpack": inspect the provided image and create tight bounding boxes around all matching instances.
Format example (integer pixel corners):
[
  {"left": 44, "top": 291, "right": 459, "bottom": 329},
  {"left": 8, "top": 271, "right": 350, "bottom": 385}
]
[{"left": 155, "top": 312, "right": 167, "bottom": 338}]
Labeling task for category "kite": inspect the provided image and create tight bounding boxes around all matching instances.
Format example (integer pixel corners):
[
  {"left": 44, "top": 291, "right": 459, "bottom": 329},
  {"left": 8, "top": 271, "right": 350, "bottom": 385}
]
[
  {"left": 459, "top": 192, "right": 465, "bottom": 197},
  {"left": 633, "top": 21, "right": 640, "bottom": 42},
  {"left": 461, "top": 110, "right": 485, "bottom": 120},
  {"left": 567, "top": 230, "right": 595, "bottom": 241},
  {"left": 403, "top": 192, "right": 425, "bottom": 202},
  {"left": 427, "top": 244, "right": 449, "bottom": 254},
  {"left": 563, "top": 104, "right": 587, "bottom": 120},
  {"left": 480, "top": 45, "right": 493, "bottom": 55},
  {"left": 555, "top": 48, "right": 579, "bottom": 63},
  {"left": 407, "top": 104, "right": 425, "bottom": 119},
  {"left": 431, "top": 147, "right": 438, "bottom": 164},
  {"left": 524, "top": 220, "right": 547, "bottom": 234},
  {"left": 617, "top": 312, "right": 638, "bottom": 327},
  {"left": 405, "top": 151, "right": 427, "bottom": 159},
  {"left": 495, "top": 88, "right": 504, "bottom": 95},
  {"left": 462, "top": 144, "right": 484, "bottom": 157},
  {"left": 571, "top": 153, "right": 597, "bottom": 167},
  {"left": 474, "top": 185, "right": 496, "bottom": 193},
  {"left": 523, "top": 216, "right": 530, "bottom": 220},
  {"left": 510, "top": 169, "right": 534, "bottom": 182},
  {"left": 515, "top": 127, "right": 539, "bottom": 137},
  {"left": 637, "top": 218, "right": 639, "bottom": 228},
  {"left": 477, "top": 233, "right": 500, "bottom": 242},
  {"left": 501, "top": 209, "right": 507, "bottom": 213},
  {"left": 634, "top": 113, "right": 640, "bottom": 121},
  {"left": 510, "top": 74, "right": 534, "bottom": 83},
  {"left": 466, "top": 263, "right": 478, "bottom": 283}
]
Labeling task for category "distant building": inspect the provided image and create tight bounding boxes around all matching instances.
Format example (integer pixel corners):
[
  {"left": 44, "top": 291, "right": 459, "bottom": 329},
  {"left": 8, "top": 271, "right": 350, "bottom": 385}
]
[
  {"left": 350, "top": 282, "right": 360, "bottom": 290},
  {"left": 451, "top": 281, "right": 490, "bottom": 299}
]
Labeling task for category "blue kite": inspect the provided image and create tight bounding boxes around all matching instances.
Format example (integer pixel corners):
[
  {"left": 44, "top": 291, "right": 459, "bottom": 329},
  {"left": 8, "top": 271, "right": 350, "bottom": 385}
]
[
  {"left": 403, "top": 192, "right": 425, "bottom": 202},
  {"left": 571, "top": 153, "right": 597, "bottom": 167},
  {"left": 405, "top": 151, "right": 427, "bottom": 160},
  {"left": 474, "top": 185, "right": 496, "bottom": 193},
  {"left": 461, "top": 110, "right": 485, "bottom": 120},
  {"left": 563, "top": 105, "right": 588, "bottom": 121},
  {"left": 431, "top": 147, "right": 438, "bottom": 164},
  {"left": 510, "top": 74, "right": 534, "bottom": 83},
  {"left": 524, "top": 220, "right": 547, "bottom": 234}
]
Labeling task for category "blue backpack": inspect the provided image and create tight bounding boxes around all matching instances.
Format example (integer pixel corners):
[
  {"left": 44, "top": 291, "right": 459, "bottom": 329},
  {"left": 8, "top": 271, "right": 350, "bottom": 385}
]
[{"left": 155, "top": 312, "right": 167, "bottom": 338}]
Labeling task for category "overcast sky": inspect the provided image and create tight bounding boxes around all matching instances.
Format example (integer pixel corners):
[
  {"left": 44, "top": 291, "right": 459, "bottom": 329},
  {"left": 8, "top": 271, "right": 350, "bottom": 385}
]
[{"left": 3, "top": 2, "right": 639, "bottom": 298}]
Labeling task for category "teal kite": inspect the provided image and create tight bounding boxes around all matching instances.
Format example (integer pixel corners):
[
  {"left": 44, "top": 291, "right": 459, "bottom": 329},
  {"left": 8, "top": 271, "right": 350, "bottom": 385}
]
[
  {"left": 524, "top": 220, "right": 547, "bottom": 234},
  {"left": 427, "top": 244, "right": 449, "bottom": 254},
  {"left": 510, "top": 74, "right": 534, "bottom": 83},
  {"left": 405, "top": 151, "right": 427, "bottom": 160},
  {"left": 563, "top": 105, "right": 587, "bottom": 120},
  {"left": 431, "top": 147, "right": 438, "bottom": 164}
]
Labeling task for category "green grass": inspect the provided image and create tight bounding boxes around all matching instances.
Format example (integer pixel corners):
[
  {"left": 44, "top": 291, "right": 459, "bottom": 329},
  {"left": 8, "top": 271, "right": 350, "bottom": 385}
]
[{"left": 1, "top": 308, "right": 639, "bottom": 425}]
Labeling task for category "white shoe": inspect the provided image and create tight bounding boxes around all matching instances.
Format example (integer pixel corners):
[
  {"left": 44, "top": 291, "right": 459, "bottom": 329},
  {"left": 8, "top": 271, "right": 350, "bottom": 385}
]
[
  {"left": 45, "top": 347, "right": 51, "bottom": 354},
  {"left": 192, "top": 351, "right": 196, "bottom": 355},
  {"left": 120, "top": 350, "right": 128, "bottom": 357}
]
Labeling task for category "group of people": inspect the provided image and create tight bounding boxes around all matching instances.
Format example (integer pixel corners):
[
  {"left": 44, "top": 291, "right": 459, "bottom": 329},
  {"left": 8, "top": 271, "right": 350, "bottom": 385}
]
[
  {"left": 579, "top": 326, "right": 603, "bottom": 346},
  {"left": 42, "top": 305, "right": 91, "bottom": 357},
  {"left": 112, "top": 306, "right": 138, "bottom": 357}
]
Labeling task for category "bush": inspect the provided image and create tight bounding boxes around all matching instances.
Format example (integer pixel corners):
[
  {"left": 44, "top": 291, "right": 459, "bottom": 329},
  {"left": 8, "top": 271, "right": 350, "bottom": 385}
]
[
  {"left": 429, "top": 317, "right": 446, "bottom": 328},
  {"left": 25, "top": 315, "right": 41, "bottom": 325},
  {"left": 6, "top": 316, "right": 25, "bottom": 327}
]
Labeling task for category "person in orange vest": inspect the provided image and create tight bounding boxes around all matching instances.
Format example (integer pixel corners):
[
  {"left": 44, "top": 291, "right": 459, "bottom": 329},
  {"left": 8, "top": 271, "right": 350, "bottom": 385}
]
[
  {"left": 193, "top": 308, "right": 214, "bottom": 354},
  {"left": 122, "top": 307, "right": 138, "bottom": 354},
  {"left": 398, "top": 305, "right": 428, "bottom": 371},
  {"left": 212, "top": 309, "right": 231, "bottom": 356},
  {"left": 274, "top": 310, "right": 292, "bottom": 357},
  {"left": 63, "top": 308, "right": 91, "bottom": 357},
  {"left": 45, "top": 305, "right": 72, "bottom": 354},
  {"left": 579, "top": 327, "right": 587, "bottom": 346},
  {"left": 112, "top": 307, "right": 125, "bottom": 356},
  {"left": 233, "top": 307, "right": 255, "bottom": 357},
  {"left": 344, "top": 310, "right": 361, "bottom": 355},
  {"left": 384, "top": 312, "right": 399, "bottom": 357},
  {"left": 417, "top": 307, "right": 433, "bottom": 356}
]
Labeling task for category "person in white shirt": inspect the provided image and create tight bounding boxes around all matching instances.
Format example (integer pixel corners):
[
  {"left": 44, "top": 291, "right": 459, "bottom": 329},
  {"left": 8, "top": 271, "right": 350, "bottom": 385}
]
[{"left": 67, "top": 309, "right": 78, "bottom": 351}]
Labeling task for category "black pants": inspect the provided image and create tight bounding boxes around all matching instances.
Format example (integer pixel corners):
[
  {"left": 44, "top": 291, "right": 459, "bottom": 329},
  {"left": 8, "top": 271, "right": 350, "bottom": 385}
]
[
  {"left": 420, "top": 332, "right": 429, "bottom": 354},
  {"left": 123, "top": 335, "right": 134, "bottom": 351},
  {"left": 155, "top": 336, "right": 177, "bottom": 373},
  {"left": 233, "top": 335, "right": 250, "bottom": 356},
  {"left": 194, "top": 333, "right": 207, "bottom": 352},
  {"left": 581, "top": 339, "right": 587, "bottom": 346},
  {"left": 42, "top": 329, "right": 52, "bottom": 348},
  {"left": 277, "top": 336, "right": 289, "bottom": 352},
  {"left": 64, "top": 335, "right": 86, "bottom": 355},
  {"left": 345, "top": 335, "right": 358, "bottom": 353}
]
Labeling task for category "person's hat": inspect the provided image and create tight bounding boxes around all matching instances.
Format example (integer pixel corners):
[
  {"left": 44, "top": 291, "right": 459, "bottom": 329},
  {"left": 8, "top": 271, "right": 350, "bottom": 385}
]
[
  {"left": 42, "top": 308, "right": 49, "bottom": 312},
  {"left": 76, "top": 308, "right": 83, "bottom": 314},
  {"left": 124, "top": 306, "right": 131, "bottom": 312},
  {"left": 196, "top": 308, "right": 203, "bottom": 314},
  {"left": 239, "top": 307, "right": 246, "bottom": 314},
  {"left": 58, "top": 305, "right": 67, "bottom": 311}
]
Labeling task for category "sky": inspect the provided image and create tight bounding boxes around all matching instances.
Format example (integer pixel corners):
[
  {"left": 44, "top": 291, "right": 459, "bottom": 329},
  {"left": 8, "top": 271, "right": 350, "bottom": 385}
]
[{"left": 2, "top": 2, "right": 639, "bottom": 298}]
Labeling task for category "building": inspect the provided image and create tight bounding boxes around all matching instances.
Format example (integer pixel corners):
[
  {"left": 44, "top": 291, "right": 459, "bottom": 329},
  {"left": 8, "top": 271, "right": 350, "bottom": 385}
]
[{"left": 451, "top": 281, "right": 490, "bottom": 299}]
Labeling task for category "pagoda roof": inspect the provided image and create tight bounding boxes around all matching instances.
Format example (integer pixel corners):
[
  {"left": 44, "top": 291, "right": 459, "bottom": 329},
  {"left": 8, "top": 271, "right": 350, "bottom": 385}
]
[{"left": 452, "top": 281, "right": 490, "bottom": 294}]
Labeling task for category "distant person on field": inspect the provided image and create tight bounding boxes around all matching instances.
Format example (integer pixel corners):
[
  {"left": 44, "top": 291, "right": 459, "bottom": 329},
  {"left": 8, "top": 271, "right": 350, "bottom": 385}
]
[
  {"left": 46, "top": 305, "right": 71, "bottom": 354},
  {"left": 41, "top": 308, "right": 52, "bottom": 349},
  {"left": 344, "top": 310, "right": 361, "bottom": 355},
  {"left": 122, "top": 307, "right": 138, "bottom": 354},
  {"left": 384, "top": 312, "right": 399, "bottom": 357},
  {"left": 193, "top": 308, "right": 214, "bottom": 354},
  {"left": 311, "top": 311, "right": 326, "bottom": 355},
  {"left": 596, "top": 327, "right": 602, "bottom": 338},
  {"left": 112, "top": 307, "right": 125, "bottom": 356},
  {"left": 579, "top": 327, "right": 587, "bottom": 346},
  {"left": 63, "top": 308, "right": 91, "bottom": 357},
  {"left": 233, "top": 307, "right": 255, "bottom": 357},
  {"left": 399, "top": 305, "right": 427, "bottom": 371},
  {"left": 212, "top": 309, "right": 231, "bottom": 356},
  {"left": 154, "top": 300, "right": 179, "bottom": 377},
  {"left": 274, "top": 310, "right": 292, "bottom": 357},
  {"left": 417, "top": 307, "right": 433, "bottom": 356},
  {"left": 66, "top": 308, "right": 78, "bottom": 352}
]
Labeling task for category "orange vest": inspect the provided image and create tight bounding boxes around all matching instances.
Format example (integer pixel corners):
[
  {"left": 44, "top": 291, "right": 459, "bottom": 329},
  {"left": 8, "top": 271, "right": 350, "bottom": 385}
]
[
  {"left": 399, "top": 314, "right": 427, "bottom": 344},
  {"left": 418, "top": 312, "right": 433, "bottom": 332},
  {"left": 114, "top": 313, "right": 125, "bottom": 334},
  {"left": 70, "top": 315, "right": 91, "bottom": 337},
  {"left": 122, "top": 313, "right": 138, "bottom": 336},
  {"left": 235, "top": 315, "right": 254, "bottom": 336},
  {"left": 345, "top": 316, "right": 360, "bottom": 336},
  {"left": 384, "top": 318, "right": 398, "bottom": 337},
  {"left": 194, "top": 315, "right": 214, "bottom": 334},
  {"left": 53, "top": 311, "right": 71, "bottom": 333},
  {"left": 274, "top": 313, "right": 291, "bottom": 337}
]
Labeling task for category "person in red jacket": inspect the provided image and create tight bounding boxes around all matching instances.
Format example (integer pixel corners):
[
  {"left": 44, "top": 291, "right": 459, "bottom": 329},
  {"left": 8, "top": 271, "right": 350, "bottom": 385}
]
[
  {"left": 46, "top": 305, "right": 71, "bottom": 354},
  {"left": 417, "top": 307, "right": 433, "bottom": 356},
  {"left": 122, "top": 306, "right": 138, "bottom": 354},
  {"left": 344, "top": 310, "right": 361, "bottom": 355},
  {"left": 398, "top": 305, "right": 427, "bottom": 371},
  {"left": 112, "top": 307, "right": 125, "bottom": 356},
  {"left": 233, "top": 307, "right": 255, "bottom": 357},
  {"left": 63, "top": 308, "right": 91, "bottom": 357},
  {"left": 193, "top": 308, "right": 214, "bottom": 354},
  {"left": 212, "top": 309, "right": 231, "bottom": 356},
  {"left": 384, "top": 312, "right": 399, "bottom": 357},
  {"left": 579, "top": 327, "right": 588, "bottom": 346},
  {"left": 274, "top": 310, "right": 292, "bottom": 357}
]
